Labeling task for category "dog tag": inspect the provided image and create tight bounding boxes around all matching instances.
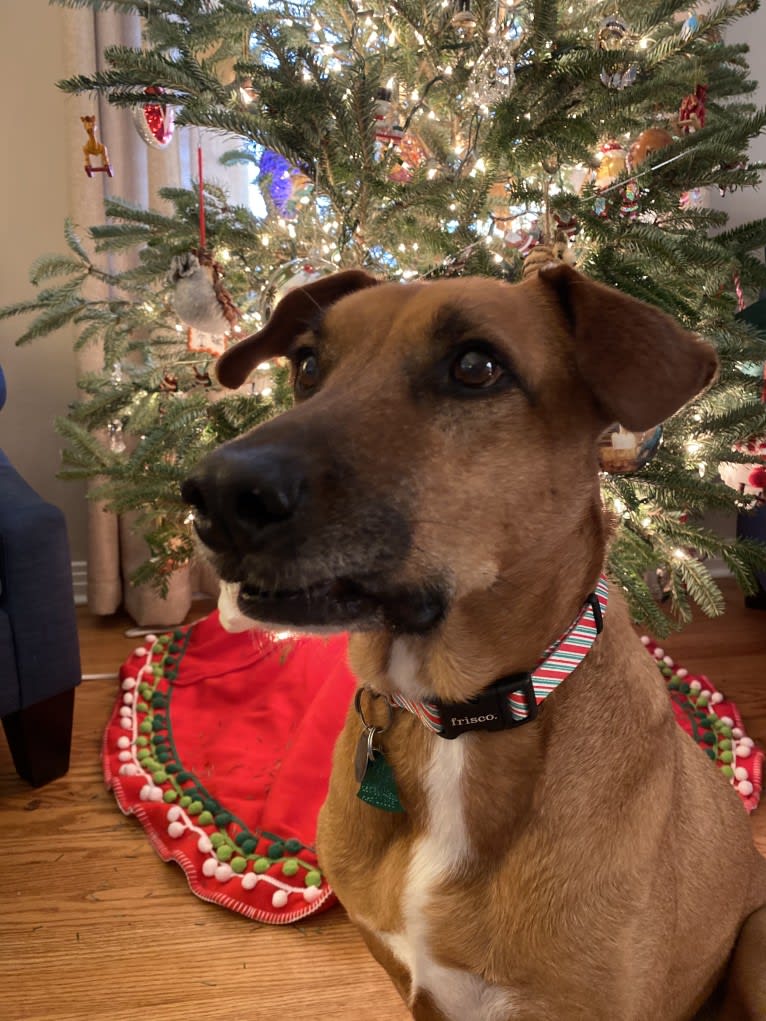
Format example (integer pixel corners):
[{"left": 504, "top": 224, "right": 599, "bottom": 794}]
[
  {"left": 354, "top": 726, "right": 376, "bottom": 784},
  {"left": 357, "top": 751, "right": 405, "bottom": 813}
]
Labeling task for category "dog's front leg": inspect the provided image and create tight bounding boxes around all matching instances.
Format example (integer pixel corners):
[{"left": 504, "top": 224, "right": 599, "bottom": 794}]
[{"left": 717, "top": 905, "right": 766, "bottom": 1020}]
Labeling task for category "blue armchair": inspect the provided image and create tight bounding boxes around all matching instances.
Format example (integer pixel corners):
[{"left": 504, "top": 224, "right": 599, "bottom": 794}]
[{"left": 0, "top": 365, "right": 82, "bottom": 785}]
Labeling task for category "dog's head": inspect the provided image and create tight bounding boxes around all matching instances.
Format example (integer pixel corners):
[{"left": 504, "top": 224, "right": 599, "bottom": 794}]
[{"left": 182, "top": 266, "right": 717, "bottom": 639}]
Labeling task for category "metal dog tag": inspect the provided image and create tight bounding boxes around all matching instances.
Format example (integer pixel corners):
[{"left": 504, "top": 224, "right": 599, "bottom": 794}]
[{"left": 354, "top": 726, "right": 377, "bottom": 784}]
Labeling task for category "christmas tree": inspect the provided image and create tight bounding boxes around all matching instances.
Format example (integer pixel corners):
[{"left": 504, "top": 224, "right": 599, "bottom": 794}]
[{"left": 3, "top": 0, "right": 766, "bottom": 633}]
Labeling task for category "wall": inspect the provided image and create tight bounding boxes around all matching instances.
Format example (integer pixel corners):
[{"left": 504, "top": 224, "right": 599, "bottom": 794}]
[{"left": 0, "top": 0, "right": 87, "bottom": 563}]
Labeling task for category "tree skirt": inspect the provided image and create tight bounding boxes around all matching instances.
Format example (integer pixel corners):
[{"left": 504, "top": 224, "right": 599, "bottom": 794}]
[{"left": 104, "top": 612, "right": 763, "bottom": 925}]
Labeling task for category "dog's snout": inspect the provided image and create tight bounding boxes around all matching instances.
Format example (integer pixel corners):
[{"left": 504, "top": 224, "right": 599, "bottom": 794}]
[{"left": 181, "top": 445, "right": 308, "bottom": 551}]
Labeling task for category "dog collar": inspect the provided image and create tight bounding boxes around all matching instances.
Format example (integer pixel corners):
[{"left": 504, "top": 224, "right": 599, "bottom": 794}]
[{"left": 385, "top": 575, "right": 608, "bottom": 740}]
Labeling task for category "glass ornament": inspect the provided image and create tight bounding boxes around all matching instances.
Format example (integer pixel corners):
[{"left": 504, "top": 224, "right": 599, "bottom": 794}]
[
  {"left": 466, "top": 33, "right": 517, "bottom": 110},
  {"left": 132, "top": 87, "right": 175, "bottom": 149}
]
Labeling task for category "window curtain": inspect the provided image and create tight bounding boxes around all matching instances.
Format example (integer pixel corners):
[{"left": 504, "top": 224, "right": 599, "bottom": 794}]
[{"left": 63, "top": 7, "right": 249, "bottom": 625}]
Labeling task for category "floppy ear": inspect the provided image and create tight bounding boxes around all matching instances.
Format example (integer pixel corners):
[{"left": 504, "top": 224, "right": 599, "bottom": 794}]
[
  {"left": 537, "top": 264, "right": 718, "bottom": 430},
  {"left": 216, "top": 269, "right": 380, "bottom": 389}
]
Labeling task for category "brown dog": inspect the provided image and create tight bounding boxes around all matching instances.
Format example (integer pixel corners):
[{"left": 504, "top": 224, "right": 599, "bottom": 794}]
[{"left": 183, "top": 265, "right": 766, "bottom": 1020}]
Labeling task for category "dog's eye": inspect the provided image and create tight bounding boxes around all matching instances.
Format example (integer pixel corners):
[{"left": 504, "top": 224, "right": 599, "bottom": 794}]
[
  {"left": 294, "top": 351, "right": 320, "bottom": 395},
  {"left": 451, "top": 350, "right": 504, "bottom": 389}
]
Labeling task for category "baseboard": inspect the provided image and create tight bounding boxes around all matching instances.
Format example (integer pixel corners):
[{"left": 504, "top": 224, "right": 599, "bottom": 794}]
[{"left": 72, "top": 560, "right": 87, "bottom": 605}]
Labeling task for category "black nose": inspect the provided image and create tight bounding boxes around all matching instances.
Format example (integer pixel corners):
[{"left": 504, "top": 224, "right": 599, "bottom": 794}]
[{"left": 181, "top": 445, "right": 308, "bottom": 552}]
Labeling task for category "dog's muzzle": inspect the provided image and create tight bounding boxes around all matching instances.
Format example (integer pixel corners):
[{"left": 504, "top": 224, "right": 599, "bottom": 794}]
[{"left": 181, "top": 440, "right": 447, "bottom": 634}]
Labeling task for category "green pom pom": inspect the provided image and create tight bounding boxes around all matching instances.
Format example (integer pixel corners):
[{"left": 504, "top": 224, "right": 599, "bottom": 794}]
[
  {"left": 679, "top": 683, "right": 691, "bottom": 694},
  {"left": 166, "top": 763, "right": 180, "bottom": 773},
  {"left": 241, "top": 838, "right": 257, "bottom": 854},
  {"left": 720, "top": 751, "right": 733, "bottom": 764},
  {"left": 139, "top": 683, "right": 153, "bottom": 698},
  {"left": 214, "top": 812, "right": 232, "bottom": 827},
  {"left": 137, "top": 749, "right": 152, "bottom": 761},
  {"left": 231, "top": 857, "right": 248, "bottom": 874},
  {"left": 282, "top": 858, "right": 300, "bottom": 877},
  {"left": 210, "top": 833, "right": 225, "bottom": 847},
  {"left": 188, "top": 800, "right": 203, "bottom": 815},
  {"left": 157, "top": 751, "right": 171, "bottom": 763},
  {"left": 705, "top": 748, "right": 716, "bottom": 760},
  {"left": 660, "top": 665, "right": 671, "bottom": 677},
  {"left": 254, "top": 858, "right": 270, "bottom": 874},
  {"left": 216, "top": 844, "right": 233, "bottom": 862},
  {"left": 151, "top": 693, "right": 167, "bottom": 709},
  {"left": 267, "top": 842, "right": 285, "bottom": 860},
  {"left": 668, "top": 680, "right": 680, "bottom": 691},
  {"left": 304, "top": 870, "right": 322, "bottom": 888},
  {"left": 179, "top": 796, "right": 192, "bottom": 808},
  {"left": 163, "top": 790, "right": 178, "bottom": 803},
  {"left": 203, "top": 800, "right": 218, "bottom": 813},
  {"left": 721, "top": 765, "right": 734, "bottom": 778},
  {"left": 136, "top": 701, "right": 149, "bottom": 713},
  {"left": 136, "top": 736, "right": 149, "bottom": 746},
  {"left": 139, "top": 720, "right": 152, "bottom": 734},
  {"left": 198, "top": 811, "right": 213, "bottom": 826},
  {"left": 176, "top": 771, "right": 193, "bottom": 783},
  {"left": 702, "top": 733, "right": 716, "bottom": 746},
  {"left": 285, "top": 838, "right": 302, "bottom": 853},
  {"left": 152, "top": 770, "right": 168, "bottom": 783}
]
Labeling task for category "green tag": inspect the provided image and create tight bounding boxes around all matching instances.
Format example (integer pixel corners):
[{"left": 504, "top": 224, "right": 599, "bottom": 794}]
[{"left": 357, "top": 752, "right": 405, "bottom": 813}]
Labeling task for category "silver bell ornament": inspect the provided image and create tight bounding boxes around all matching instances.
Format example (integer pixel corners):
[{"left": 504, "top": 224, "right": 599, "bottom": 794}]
[{"left": 168, "top": 250, "right": 240, "bottom": 336}]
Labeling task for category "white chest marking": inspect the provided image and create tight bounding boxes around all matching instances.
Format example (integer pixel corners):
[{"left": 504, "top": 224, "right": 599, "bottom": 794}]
[{"left": 359, "top": 682, "right": 519, "bottom": 1020}]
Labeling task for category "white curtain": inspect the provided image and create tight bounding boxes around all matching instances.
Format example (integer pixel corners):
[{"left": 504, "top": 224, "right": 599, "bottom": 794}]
[{"left": 63, "top": 6, "right": 249, "bottom": 625}]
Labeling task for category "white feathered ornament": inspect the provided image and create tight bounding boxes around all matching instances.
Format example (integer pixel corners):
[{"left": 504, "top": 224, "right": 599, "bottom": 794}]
[{"left": 168, "top": 249, "right": 240, "bottom": 335}]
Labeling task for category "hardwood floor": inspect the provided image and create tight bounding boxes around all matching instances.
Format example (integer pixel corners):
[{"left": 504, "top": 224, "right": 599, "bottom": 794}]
[{"left": 0, "top": 580, "right": 764, "bottom": 1020}]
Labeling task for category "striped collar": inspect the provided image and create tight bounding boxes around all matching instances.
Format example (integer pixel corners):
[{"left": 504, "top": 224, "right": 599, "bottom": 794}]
[{"left": 385, "top": 575, "right": 608, "bottom": 739}]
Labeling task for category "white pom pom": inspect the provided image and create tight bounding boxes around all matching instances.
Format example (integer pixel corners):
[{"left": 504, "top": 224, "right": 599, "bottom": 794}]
[
  {"left": 732, "top": 727, "right": 744, "bottom": 740},
  {"left": 734, "top": 767, "right": 749, "bottom": 782},
  {"left": 737, "top": 780, "right": 754, "bottom": 797},
  {"left": 119, "top": 763, "right": 139, "bottom": 776},
  {"left": 119, "top": 705, "right": 132, "bottom": 718},
  {"left": 736, "top": 744, "right": 752, "bottom": 759},
  {"left": 166, "top": 806, "right": 182, "bottom": 822},
  {"left": 241, "top": 873, "right": 257, "bottom": 891},
  {"left": 303, "top": 886, "right": 322, "bottom": 903},
  {"left": 167, "top": 821, "right": 185, "bottom": 839},
  {"left": 117, "top": 736, "right": 131, "bottom": 749},
  {"left": 689, "top": 680, "right": 701, "bottom": 693},
  {"left": 676, "top": 668, "right": 688, "bottom": 679},
  {"left": 271, "top": 890, "right": 289, "bottom": 909},
  {"left": 653, "top": 647, "right": 665, "bottom": 659},
  {"left": 119, "top": 718, "right": 132, "bottom": 730},
  {"left": 122, "top": 692, "right": 135, "bottom": 706},
  {"left": 640, "top": 635, "right": 651, "bottom": 646},
  {"left": 139, "top": 785, "right": 153, "bottom": 801},
  {"left": 134, "top": 646, "right": 149, "bottom": 657},
  {"left": 720, "top": 715, "right": 734, "bottom": 728},
  {"left": 122, "top": 677, "right": 137, "bottom": 691},
  {"left": 145, "top": 634, "right": 158, "bottom": 645},
  {"left": 150, "top": 787, "right": 164, "bottom": 802},
  {"left": 197, "top": 835, "right": 213, "bottom": 855},
  {"left": 202, "top": 858, "right": 218, "bottom": 878},
  {"left": 710, "top": 692, "right": 724, "bottom": 705},
  {"left": 118, "top": 750, "right": 132, "bottom": 763},
  {"left": 740, "top": 736, "right": 755, "bottom": 748},
  {"left": 215, "top": 864, "right": 233, "bottom": 883},
  {"left": 663, "top": 655, "right": 674, "bottom": 667}
]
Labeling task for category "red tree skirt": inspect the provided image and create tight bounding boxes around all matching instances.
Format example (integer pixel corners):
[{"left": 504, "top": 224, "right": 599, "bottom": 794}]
[{"left": 104, "top": 612, "right": 763, "bottom": 925}]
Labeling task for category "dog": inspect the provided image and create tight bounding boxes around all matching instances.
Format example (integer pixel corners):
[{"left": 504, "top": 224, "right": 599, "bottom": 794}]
[{"left": 182, "top": 265, "right": 766, "bottom": 1020}]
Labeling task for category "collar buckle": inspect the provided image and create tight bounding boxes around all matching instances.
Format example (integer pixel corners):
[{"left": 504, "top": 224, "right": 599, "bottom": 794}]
[{"left": 435, "top": 672, "right": 538, "bottom": 740}]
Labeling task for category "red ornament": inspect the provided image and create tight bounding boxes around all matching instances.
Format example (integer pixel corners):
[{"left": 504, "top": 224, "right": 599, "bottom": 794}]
[
  {"left": 133, "top": 86, "right": 175, "bottom": 149},
  {"left": 748, "top": 466, "right": 766, "bottom": 489},
  {"left": 678, "top": 84, "right": 707, "bottom": 134}
]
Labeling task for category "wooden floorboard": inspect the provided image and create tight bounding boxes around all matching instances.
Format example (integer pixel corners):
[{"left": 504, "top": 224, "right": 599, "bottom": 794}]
[{"left": 1, "top": 580, "right": 764, "bottom": 1019}]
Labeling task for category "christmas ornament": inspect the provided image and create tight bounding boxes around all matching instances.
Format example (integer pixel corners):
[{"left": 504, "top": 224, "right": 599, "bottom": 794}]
[
  {"left": 374, "top": 125, "right": 429, "bottom": 183},
  {"left": 168, "top": 250, "right": 240, "bottom": 336},
  {"left": 466, "top": 31, "right": 517, "bottom": 110},
  {"left": 258, "top": 151, "right": 313, "bottom": 216},
  {"left": 503, "top": 215, "right": 541, "bottom": 256},
  {"left": 680, "top": 13, "right": 699, "bottom": 40},
  {"left": 81, "top": 115, "right": 113, "bottom": 178},
  {"left": 374, "top": 86, "right": 396, "bottom": 133},
  {"left": 619, "top": 179, "right": 641, "bottom": 219},
  {"left": 598, "top": 424, "right": 663, "bottom": 474},
  {"left": 594, "top": 141, "right": 627, "bottom": 190},
  {"left": 132, "top": 87, "right": 175, "bottom": 150},
  {"left": 554, "top": 212, "right": 578, "bottom": 239},
  {"left": 107, "top": 419, "right": 126, "bottom": 453},
  {"left": 521, "top": 231, "right": 576, "bottom": 280},
  {"left": 678, "top": 84, "right": 707, "bottom": 134},
  {"left": 451, "top": 0, "right": 478, "bottom": 40},
  {"left": 628, "top": 127, "right": 673, "bottom": 171},
  {"left": 260, "top": 258, "right": 336, "bottom": 320},
  {"left": 187, "top": 326, "right": 228, "bottom": 358},
  {"left": 597, "top": 14, "right": 638, "bottom": 89}
]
